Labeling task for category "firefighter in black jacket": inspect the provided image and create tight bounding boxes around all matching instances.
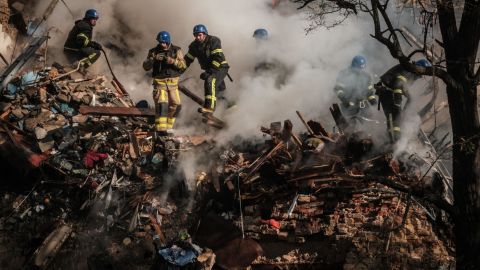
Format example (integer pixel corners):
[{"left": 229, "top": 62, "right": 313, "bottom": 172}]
[
  {"left": 376, "top": 59, "right": 431, "bottom": 142},
  {"left": 63, "top": 9, "right": 102, "bottom": 70},
  {"left": 184, "top": 24, "right": 229, "bottom": 113},
  {"left": 143, "top": 31, "right": 187, "bottom": 135}
]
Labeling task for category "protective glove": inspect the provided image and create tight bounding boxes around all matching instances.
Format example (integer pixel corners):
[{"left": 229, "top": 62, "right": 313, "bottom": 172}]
[
  {"left": 165, "top": 56, "right": 175, "bottom": 65},
  {"left": 90, "top": 41, "right": 102, "bottom": 50},
  {"left": 198, "top": 107, "right": 213, "bottom": 115},
  {"left": 342, "top": 101, "right": 355, "bottom": 108},
  {"left": 199, "top": 71, "right": 210, "bottom": 80},
  {"left": 155, "top": 53, "right": 166, "bottom": 61}
]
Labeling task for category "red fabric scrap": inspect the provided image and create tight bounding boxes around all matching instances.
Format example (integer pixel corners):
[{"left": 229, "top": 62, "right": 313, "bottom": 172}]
[
  {"left": 83, "top": 150, "right": 108, "bottom": 168},
  {"left": 260, "top": 219, "right": 281, "bottom": 229},
  {"left": 268, "top": 219, "right": 281, "bottom": 229}
]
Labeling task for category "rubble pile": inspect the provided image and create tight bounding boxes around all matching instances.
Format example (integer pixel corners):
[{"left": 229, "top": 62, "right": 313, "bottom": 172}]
[
  {"left": 0, "top": 51, "right": 454, "bottom": 270},
  {"left": 198, "top": 119, "right": 454, "bottom": 269},
  {"left": 0, "top": 63, "right": 216, "bottom": 269}
]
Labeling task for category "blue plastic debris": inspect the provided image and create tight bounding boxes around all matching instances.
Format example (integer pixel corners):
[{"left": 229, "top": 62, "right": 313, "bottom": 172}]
[
  {"left": 27, "top": 19, "right": 45, "bottom": 37},
  {"left": 6, "top": 71, "right": 46, "bottom": 95},
  {"left": 6, "top": 83, "right": 18, "bottom": 95},
  {"left": 59, "top": 103, "right": 75, "bottom": 116},
  {"left": 21, "top": 71, "right": 41, "bottom": 85},
  {"left": 158, "top": 245, "right": 199, "bottom": 266}
]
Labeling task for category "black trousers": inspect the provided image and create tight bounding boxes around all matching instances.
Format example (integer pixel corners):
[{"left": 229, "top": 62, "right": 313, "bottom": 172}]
[
  {"left": 64, "top": 47, "right": 101, "bottom": 68},
  {"left": 378, "top": 87, "right": 402, "bottom": 142},
  {"left": 203, "top": 67, "right": 228, "bottom": 111}
]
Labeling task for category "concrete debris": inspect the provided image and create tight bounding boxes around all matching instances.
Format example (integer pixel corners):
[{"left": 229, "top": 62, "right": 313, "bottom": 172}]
[{"left": 33, "top": 224, "right": 73, "bottom": 269}]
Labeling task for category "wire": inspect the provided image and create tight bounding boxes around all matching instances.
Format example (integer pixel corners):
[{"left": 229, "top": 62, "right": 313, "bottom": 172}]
[
  {"left": 237, "top": 173, "right": 245, "bottom": 239},
  {"left": 60, "top": 0, "right": 75, "bottom": 19},
  {"left": 1, "top": 183, "right": 38, "bottom": 225}
]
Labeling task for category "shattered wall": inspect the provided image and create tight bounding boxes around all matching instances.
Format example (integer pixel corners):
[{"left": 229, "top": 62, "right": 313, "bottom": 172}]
[
  {"left": 0, "top": 0, "right": 12, "bottom": 56},
  {"left": 250, "top": 193, "right": 454, "bottom": 269},
  {"left": 0, "top": 0, "right": 9, "bottom": 26}
]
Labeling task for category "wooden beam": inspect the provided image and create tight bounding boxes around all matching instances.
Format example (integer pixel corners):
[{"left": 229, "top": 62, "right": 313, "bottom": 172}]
[{"left": 79, "top": 105, "right": 155, "bottom": 117}]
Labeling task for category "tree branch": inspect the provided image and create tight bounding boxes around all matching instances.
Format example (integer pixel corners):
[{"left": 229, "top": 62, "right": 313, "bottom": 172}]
[
  {"left": 376, "top": 0, "right": 400, "bottom": 47},
  {"left": 367, "top": 0, "right": 459, "bottom": 89},
  {"left": 370, "top": 0, "right": 405, "bottom": 61},
  {"left": 294, "top": 0, "right": 315, "bottom": 9},
  {"left": 297, "top": 0, "right": 461, "bottom": 90},
  {"left": 294, "top": 0, "right": 357, "bottom": 13},
  {"left": 421, "top": 12, "right": 433, "bottom": 54},
  {"left": 358, "top": 2, "right": 373, "bottom": 16},
  {"left": 407, "top": 49, "right": 426, "bottom": 59}
]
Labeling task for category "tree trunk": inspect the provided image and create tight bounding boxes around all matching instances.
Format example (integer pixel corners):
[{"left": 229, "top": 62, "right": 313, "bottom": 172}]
[
  {"left": 453, "top": 144, "right": 480, "bottom": 269},
  {"left": 446, "top": 73, "right": 480, "bottom": 269}
]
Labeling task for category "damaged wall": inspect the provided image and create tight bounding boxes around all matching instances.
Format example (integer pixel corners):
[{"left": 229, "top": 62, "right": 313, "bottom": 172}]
[{"left": 0, "top": 0, "right": 12, "bottom": 56}]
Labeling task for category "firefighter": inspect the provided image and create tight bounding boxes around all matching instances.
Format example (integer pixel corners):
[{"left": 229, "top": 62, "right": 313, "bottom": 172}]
[
  {"left": 333, "top": 55, "right": 377, "bottom": 118},
  {"left": 63, "top": 9, "right": 102, "bottom": 71},
  {"left": 184, "top": 24, "right": 229, "bottom": 114},
  {"left": 376, "top": 59, "right": 431, "bottom": 142},
  {"left": 252, "top": 28, "right": 289, "bottom": 87},
  {"left": 143, "top": 31, "right": 187, "bottom": 135}
]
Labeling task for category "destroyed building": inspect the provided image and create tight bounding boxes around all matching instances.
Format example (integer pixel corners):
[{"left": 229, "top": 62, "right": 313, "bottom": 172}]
[{"left": 0, "top": 1, "right": 458, "bottom": 269}]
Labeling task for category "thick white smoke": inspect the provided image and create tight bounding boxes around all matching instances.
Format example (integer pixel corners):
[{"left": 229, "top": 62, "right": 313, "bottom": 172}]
[
  {"left": 31, "top": 0, "right": 445, "bottom": 154},
  {"left": 35, "top": 0, "right": 397, "bottom": 139},
  {"left": 13, "top": 0, "right": 447, "bottom": 201}
]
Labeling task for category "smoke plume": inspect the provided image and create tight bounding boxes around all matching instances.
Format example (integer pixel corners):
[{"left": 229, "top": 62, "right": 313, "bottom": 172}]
[{"left": 27, "top": 0, "right": 446, "bottom": 157}]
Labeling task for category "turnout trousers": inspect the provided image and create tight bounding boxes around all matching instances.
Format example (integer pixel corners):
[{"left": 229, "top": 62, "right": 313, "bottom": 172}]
[
  {"left": 203, "top": 67, "right": 228, "bottom": 111},
  {"left": 153, "top": 77, "right": 181, "bottom": 132}
]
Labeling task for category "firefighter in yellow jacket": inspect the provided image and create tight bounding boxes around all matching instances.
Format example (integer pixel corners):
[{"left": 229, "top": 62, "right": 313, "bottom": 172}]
[{"left": 143, "top": 31, "right": 186, "bottom": 135}]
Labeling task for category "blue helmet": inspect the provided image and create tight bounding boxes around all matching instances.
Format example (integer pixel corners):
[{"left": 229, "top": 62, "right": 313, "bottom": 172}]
[
  {"left": 351, "top": 55, "right": 366, "bottom": 69},
  {"left": 253, "top": 28, "right": 268, "bottom": 40},
  {"left": 415, "top": 59, "right": 431, "bottom": 67},
  {"left": 193, "top": 24, "right": 208, "bottom": 35},
  {"left": 157, "top": 31, "right": 171, "bottom": 44},
  {"left": 85, "top": 9, "right": 99, "bottom": 20}
]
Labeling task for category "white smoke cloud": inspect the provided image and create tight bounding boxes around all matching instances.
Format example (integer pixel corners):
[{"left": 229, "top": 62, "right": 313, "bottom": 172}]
[
  {"left": 35, "top": 0, "right": 446, "bottom": 148},
  {"left": 14, "top": 0, "right": 449, "bottom": 201}
]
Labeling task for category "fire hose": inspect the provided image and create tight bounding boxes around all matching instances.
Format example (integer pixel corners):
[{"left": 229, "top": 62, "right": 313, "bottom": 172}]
[{"left": 101, "top": 48, "right": 129, "bottom": 96}]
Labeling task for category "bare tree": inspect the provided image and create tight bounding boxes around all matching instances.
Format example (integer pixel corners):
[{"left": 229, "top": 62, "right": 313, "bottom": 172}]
[{"left": 294, "top": 0, "right": 480, "bottom": 268}]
